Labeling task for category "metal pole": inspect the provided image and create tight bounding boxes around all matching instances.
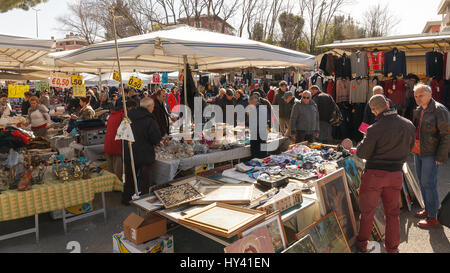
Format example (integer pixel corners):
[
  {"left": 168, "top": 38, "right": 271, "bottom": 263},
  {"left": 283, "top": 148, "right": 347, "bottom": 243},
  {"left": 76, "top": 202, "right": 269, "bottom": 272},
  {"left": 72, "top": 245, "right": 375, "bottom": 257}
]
[
  {"left": 183, "top": 55, "right": 188, "bottom": 107},
  {"left": 98, "top": 68, "right": 103, "bottom": 94},
  {"left": 109, "top": 6, "right": 140, "bottom": 199},
  {"left": 33, "top": 8, "right": 40, "bottom": 38}
]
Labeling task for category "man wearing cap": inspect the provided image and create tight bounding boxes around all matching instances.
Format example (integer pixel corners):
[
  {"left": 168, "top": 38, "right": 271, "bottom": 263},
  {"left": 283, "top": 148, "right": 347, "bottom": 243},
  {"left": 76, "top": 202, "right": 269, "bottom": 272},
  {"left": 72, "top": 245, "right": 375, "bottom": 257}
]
[
  {"left": 356, "top": 95, "right": 415, "bottom": 253},
  {"left": 289, "top": 90, "right": 320, "bottom": 143},
  {"left": 310, "top": 85, "right": 339, "bottom": 144},
  {"left": 363, "top": 86, "right": 394, "bottom": 125},
  {"left": 273, "top": 81, "right": 291, "bottom": 136}
]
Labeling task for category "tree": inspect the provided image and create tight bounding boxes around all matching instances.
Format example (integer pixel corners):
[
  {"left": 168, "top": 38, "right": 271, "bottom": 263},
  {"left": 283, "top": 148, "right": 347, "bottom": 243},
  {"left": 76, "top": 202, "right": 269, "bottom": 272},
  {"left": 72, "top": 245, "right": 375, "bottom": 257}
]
[
  {"left": 363, "top": 3, "right": 400, "bottom": 37},
  {"left": 0, "top": 0, "right": 48, "bottom": 13},
  {"left": 278, "top": 12, "right": 304, "bottom": 50},
  {"left": 56, "top": 0, "right": 100, "bottom": 44},
  {"left": 252, "top": 22, "right": 264, "bottom": 41},
  {"left": 329, "top": 15, "right": 365, "bottom": 42}
]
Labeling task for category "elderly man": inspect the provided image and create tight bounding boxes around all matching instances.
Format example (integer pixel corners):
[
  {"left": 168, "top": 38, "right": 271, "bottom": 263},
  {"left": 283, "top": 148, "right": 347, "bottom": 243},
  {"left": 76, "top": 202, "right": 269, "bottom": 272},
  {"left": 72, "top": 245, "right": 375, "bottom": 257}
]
[
  {"left": 290, "top": 90, "right": 320, "bottom": 143},
  {"left": 150, "top": 89, "right": 170, "bottom": 137},
  {"left": 356, "top": 95, "right": 416, "bottom": 253},
  {"left": 412, "top": 83, "right": 450, "bottom": 228},
  {"left": 363, "top": 86, "right": 395, "bottom": 125},
  {"left": 123, "top": 97, "right": 162, "bottom": 205},
  {"left": 273, "top": 81, "right": 291, "bottom": 136},
  {"left": 310, "top": 85, "right": 339, "bottom": 144}
]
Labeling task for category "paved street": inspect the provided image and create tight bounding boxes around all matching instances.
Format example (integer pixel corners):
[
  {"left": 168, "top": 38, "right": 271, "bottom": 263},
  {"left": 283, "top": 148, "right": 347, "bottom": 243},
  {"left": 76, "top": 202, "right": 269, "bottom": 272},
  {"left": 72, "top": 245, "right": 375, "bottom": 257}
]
[{"left": 0, "top": 155, "right": 448, "bottom": 253}]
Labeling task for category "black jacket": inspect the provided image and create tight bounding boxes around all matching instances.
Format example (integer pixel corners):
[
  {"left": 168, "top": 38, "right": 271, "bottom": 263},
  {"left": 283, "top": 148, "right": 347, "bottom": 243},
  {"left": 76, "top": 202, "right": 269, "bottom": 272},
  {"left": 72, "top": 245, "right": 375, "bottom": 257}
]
[
  {"left": 124, "top": 107, "right": 162, "bottom": 166},
  {"left": 152, "top": 99, "right": 170, "bottom": 137},
  {"left": 335, "top": 55, "right": 352, "bottom": 79},
  {"left": 218, "top": 97, "right": 237, "bottom": 124},
  {"left": 356, "top": 109, "right": 416, "bottom": 172},
  {"left": 21, "top": 100, "right": 30, "bottom": 116},
  {"left": 251, "top": 89, "right": 267, "bottom": 98},
  {"left": 363, "top": 97, "right": 395, "bottom": 125},
  {"left": 413, "top": 99, "right": 450, "bottom": 163},
  {"left": 426, "top": 51, "right": 444, "bottom": 80},
  {"left": 384, "top": 49, "right": 407, "bottom": 77},
  {"left": 273, "top": 89, "right": 291, "bottom": 119},
  {"left": 312, "top": 92, "right": 337, "bottom": 123}
]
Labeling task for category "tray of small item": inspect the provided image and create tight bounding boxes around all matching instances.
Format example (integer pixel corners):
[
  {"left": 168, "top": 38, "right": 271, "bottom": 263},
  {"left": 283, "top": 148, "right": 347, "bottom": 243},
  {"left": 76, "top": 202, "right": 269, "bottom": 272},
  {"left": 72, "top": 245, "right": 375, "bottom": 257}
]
[{"left": 257, "top": 174, "right": 289, "bottom": 189}]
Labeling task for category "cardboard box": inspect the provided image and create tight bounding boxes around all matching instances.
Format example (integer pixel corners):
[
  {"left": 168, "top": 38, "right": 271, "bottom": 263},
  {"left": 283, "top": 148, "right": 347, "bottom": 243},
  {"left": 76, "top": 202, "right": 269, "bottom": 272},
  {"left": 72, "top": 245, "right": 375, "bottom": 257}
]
[
  {"left": 112, "top": 232, "right": 174, "bottom": 253},
  {"left": 123, "top": 212, "right": 167, "bottom": 245}
]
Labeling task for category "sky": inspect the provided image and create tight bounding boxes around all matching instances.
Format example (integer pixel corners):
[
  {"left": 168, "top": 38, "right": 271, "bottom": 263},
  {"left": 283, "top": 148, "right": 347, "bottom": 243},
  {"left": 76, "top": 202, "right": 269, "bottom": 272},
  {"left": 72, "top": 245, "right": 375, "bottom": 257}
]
[{"left": 0, "top": 0, "right": 444, "bottom": 40}]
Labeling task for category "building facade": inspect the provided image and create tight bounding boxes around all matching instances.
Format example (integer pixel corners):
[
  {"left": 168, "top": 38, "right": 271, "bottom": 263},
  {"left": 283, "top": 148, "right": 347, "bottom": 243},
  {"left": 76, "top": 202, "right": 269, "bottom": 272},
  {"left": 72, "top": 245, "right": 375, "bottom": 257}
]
[
  {"left": 52, "top": 33, "right": 89, "bottom": 52},
  {"left": 178, "top": 15, "right": 236, "bottom": 35}
]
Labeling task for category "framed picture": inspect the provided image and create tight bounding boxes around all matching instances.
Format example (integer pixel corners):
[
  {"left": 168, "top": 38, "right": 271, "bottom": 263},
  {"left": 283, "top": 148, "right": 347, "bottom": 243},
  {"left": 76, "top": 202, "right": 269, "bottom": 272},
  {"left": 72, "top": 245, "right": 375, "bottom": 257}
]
[
  {"left": 315, "top": 168, "right": 357, "bottom": 246},
  {"left": 373, "top": 200, "right": 386, "bottom": 240},
  {"left": 192, "top": 184, "right": 254, "bottom": 205},
  {"left": 240, "top": 211, "right": 288, "bottom": 253},
  {"left": 337, "top": 155, "right": 365, "bottom": 192},
  {"left": 282, "top": 234, "right": 317, "bottom": 253},
  {"left": 224, "top": 226, "right": 274, "bottom": 253},
  {"left": 402, "top": 163, "right": 425, "bottom": 209},
  {"left": 154, "top": 182, "right": 205, "bottom": 209},
  {"left": 296, "top": 211, "right": 351, "bottom": 253},
  {"left": 179, "top": 202, "right": 266, "bottom": 238}
]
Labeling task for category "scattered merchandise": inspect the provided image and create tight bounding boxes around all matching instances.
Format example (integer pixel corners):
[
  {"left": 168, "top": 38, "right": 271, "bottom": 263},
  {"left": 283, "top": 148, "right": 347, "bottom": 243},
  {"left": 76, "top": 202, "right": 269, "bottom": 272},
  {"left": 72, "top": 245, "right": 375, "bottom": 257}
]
[{"left": 154, "top": 182, "right": 204, "bottom": 209}]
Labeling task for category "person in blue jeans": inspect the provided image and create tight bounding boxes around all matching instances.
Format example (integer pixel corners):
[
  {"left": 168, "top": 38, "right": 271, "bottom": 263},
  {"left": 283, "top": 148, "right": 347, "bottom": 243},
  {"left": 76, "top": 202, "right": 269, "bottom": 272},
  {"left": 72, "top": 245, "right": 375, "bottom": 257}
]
[{"left": 412, "top": 83, "right": 450, "bottom": 228}]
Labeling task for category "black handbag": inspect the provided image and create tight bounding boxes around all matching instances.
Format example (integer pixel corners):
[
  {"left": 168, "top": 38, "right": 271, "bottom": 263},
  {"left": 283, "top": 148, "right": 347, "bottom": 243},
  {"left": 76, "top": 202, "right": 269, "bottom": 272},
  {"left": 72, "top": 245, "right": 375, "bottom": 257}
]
[{"left": 438, "top": 191, "right": 450, "bottom": 228}]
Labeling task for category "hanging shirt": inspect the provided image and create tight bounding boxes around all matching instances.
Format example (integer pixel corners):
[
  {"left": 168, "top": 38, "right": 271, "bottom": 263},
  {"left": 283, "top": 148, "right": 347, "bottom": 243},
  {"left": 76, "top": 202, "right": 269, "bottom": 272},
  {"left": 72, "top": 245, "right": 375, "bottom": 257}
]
[
  {"left": 350, "top": 51, "right": 368, "bottom": 78},
  {"left": 325, "top": 54, "right": 338, "bottom": 76},
  {"left": 350, "top": 79, "right": 369, "bottom": 104},
  {"left": 425, "top": 51, "right": 444, "bottom": 80},
  {"left": 430, "top": 79, "right": 445, "bottom": 103},
  {"left": 336, "top": 79, "right": 350, "bottom": 103},
  {"left": 384, "top": 79, "right": 406, "bottom": 106},
  {"left": 367, "top": 51, "right": 385, "bottom": 75},
  {"left": 326, "top": 80, "right": 336, "bottom": 100},
  {"left": 384, "top": 49, "right": 407, "bottom": 77},
  {"left": 335, "top": 55, "right": 352, "bottom": 79}
]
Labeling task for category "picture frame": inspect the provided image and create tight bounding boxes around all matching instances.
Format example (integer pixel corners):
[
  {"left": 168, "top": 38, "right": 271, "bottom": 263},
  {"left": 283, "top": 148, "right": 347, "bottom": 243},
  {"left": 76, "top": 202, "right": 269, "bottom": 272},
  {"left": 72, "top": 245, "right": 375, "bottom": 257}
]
[
  {"left": 154, "top": 182, "right": 204, "bottom": 209},
  {"left": 373, "top": 200, "right": 386, "bottom": 240},
  {"left": 315, "top": 168, "right": 357, "bottom": 246},
  {"left": 224, "top": 226, "right": 275, "bottom": 253},
  {"left": 192, "top": 184, "right": 254, "bottom": 205},
  {"left": 402, "top": 163, "right": 425, "bottom": 209},
  {"left": 179, "top": 202, "right": 266, "bottom": 238},
  {"left": 282, "top": 234, "right": 317, "bottom": 253},
  {"left": 296, "top": 211, "right": 351, "bottom": 253},
  {"left": 240, "top": 211, "right": 288, "bottom": 253}
]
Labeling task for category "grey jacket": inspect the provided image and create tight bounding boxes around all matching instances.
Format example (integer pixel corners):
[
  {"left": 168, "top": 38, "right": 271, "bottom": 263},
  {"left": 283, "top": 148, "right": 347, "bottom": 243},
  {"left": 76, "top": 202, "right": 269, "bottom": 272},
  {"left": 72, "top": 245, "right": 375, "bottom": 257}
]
[
  {"left": 350, "top": 51, "right": 368, "bottom": 77},
  {"left": 273, "top": 89, "right": 292, "bottom": 119},
  {"left": 290, "top": 99, "right": 320, "bottom": 133}
]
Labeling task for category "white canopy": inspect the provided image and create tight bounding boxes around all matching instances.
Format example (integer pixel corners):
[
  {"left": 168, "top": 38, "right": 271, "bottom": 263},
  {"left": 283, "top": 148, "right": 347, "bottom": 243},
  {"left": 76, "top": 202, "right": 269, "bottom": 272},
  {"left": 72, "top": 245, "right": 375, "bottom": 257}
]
[
  {"left": 83, "top": 72, "right": 161, "bottom": 87},
  {"left": 46, "top": 25, "right": 315, "bottom": 71},
  {"left": 0, "top": 34, "right": 54, "bottom": 70}
]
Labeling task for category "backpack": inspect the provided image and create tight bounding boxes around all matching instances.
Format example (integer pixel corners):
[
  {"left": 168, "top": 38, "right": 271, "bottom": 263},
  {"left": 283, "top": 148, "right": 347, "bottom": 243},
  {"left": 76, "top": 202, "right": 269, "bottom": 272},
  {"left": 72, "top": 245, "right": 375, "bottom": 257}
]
[
  {"left": 438, "top": 191, "right": 450, "bottom": 228},
  {"left": 329, "top": 102, "right": 343, "bottom": 127}
]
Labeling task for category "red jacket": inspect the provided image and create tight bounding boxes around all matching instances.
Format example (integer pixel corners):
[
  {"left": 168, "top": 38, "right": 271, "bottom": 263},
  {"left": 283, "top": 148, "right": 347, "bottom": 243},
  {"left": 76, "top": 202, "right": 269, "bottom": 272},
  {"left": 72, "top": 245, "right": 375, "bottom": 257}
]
[
  {"left": 104, "top": 109, "right": 125, "bottom": 156},
  {"left": 267, "top": 89, "right": 275, "bottom": 103},
  {"left": 367, "top": 52, "right": 385, "bottom": 74},
  {"left": 167, "top": 92, "right": 180, "bottom": 112}
]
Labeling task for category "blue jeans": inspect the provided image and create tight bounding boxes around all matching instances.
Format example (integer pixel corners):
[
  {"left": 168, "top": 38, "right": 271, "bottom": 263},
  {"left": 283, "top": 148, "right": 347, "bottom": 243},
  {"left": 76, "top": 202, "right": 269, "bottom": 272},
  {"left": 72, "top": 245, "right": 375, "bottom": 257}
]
[{"left": 414, "top": 154, "right": 440, "bottom": 218}]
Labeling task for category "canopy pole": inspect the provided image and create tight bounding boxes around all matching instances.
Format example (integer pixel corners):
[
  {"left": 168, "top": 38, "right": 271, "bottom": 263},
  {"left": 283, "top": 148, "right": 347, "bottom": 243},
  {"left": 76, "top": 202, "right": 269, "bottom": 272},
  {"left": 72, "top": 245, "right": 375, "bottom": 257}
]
[
  {"left": 183, "top": 55, "right": 188, "bottom": 107},
  {"left": 109, "top": 6, "right": 140, "bottom": 200},
  {"left": 98, "top": 68, "right": 102, "bottom": 93}
]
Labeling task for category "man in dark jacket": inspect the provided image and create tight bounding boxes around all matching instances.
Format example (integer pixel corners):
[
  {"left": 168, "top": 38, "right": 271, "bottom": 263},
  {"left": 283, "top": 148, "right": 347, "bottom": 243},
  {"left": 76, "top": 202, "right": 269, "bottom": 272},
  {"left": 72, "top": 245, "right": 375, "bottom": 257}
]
[
  {"left": 250, "top": 83, "right": 266, "bottom": 98},
  {"left": 310, "top": 85, "right": 338, "bottom": 143},
  {"left": 150, "top": 89, "right": 170, "bottom": 137},
  {"left": 412, "top": 83, "right": 450, "bottom": 228},
  {"left": 21, "top": 92, "right": 31, "bottom": 116},
  {"left": 355, "top": 95, "right": 416, "bottom": 253},
  {"left": 363, "top": 86, "right": 395, "bottom": 125},
  {"left": 273, "top": 81, "right": 291, "bottom": 136},
  {"left": 123, "top": 97, "right": 162, "bottom": 204},
  {"left": 219, "top": 89, "right": 237, "bottom": 124}
]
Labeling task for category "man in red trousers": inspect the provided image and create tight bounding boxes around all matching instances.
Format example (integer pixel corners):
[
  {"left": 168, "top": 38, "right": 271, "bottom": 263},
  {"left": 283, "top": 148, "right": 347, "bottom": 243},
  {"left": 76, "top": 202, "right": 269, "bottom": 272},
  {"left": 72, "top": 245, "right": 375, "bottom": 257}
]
[{"left": 355, "top": 95, "right": 415, "bottom": 253}]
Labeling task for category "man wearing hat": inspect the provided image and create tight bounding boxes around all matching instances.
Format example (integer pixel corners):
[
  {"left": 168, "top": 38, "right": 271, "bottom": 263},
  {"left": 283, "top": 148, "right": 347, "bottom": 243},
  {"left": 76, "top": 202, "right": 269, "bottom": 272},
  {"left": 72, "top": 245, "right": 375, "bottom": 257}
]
[{"left": 355, "top": 95, "right": 415, "bottom": 253}]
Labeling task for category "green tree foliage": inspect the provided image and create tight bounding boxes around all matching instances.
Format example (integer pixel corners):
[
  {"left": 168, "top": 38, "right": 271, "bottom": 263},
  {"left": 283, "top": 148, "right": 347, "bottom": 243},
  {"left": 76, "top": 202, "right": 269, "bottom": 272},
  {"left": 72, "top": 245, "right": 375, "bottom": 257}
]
[
  {"left": 278, "top": 12, "right": 304, "bottom": 50},
  {"left": 0, "top": 0, "right": 48, "bottom": 13}
]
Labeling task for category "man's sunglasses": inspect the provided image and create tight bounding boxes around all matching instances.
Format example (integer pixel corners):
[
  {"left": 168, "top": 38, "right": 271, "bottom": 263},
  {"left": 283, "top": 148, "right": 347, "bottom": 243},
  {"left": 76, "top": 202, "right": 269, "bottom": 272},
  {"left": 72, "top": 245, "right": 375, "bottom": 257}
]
[{"left": 302, "top": 96, "right": 311, "bottom": 99}]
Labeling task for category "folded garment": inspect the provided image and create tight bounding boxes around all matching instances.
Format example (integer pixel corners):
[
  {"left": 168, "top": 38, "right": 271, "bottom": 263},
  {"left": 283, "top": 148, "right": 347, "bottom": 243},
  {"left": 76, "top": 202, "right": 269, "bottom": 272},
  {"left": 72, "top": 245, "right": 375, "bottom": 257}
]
[{"left": 235, "top": 163, "right": 254, "bottom": 173}]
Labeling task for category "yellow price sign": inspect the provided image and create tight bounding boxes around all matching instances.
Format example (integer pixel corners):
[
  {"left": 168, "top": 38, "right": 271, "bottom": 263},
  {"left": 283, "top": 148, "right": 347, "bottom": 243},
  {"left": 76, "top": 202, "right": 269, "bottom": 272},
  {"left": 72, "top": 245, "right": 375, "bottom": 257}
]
[
  {"left": 128, "top": 76, "right": 143, "bottom": 90},
  {"left": 71, "top": 75, "right": 83, "bottom": 86},
  {"left": 8, "top": 85, "right": 29, "bottom": 98},
  {"left": 73, "top": 85, "right": 86, "bottom": 97},
  {"left": 112, "top": 71, "right": 121, "bottom": 83}
]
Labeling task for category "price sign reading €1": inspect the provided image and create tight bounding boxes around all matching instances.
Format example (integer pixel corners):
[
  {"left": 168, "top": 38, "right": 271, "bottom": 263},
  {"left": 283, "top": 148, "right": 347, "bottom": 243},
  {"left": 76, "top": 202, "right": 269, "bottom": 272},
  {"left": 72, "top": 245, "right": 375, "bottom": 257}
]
[
  {"left": 71, "top": 75, "right": 83, "bottom": 86},
  {"left": 128, "top": 76, "right": 144, "bottom": 90},
  {"left": 50, "top": 73, "right": 71, "bottom": 88},
  {"left": 112, "top": 71, "right": 121, "bottom": 83},
  {"left": 8, "top": 85, "right": 29, "bottom": 98}
]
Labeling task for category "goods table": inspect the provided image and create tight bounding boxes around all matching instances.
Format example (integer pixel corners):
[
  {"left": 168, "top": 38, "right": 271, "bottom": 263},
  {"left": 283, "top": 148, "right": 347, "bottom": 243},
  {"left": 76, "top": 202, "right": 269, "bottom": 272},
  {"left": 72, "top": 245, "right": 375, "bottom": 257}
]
[{"left": 0, "top": 170, "right": 123, "bottom": 243}]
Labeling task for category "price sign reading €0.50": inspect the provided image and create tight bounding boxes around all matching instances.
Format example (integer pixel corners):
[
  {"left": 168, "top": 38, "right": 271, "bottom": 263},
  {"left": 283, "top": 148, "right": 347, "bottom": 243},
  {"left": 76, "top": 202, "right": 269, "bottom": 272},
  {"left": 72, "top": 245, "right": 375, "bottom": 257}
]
[
  {"left": 50, "top": 73, "right": 71, "bottom": 88},
  {"left": 71, "top": 75, "right": 83, "bottom": 86},
  {"left": 112, "top": 71, "right": 121, "bottom": 83},
  {"left": 128, "top": 76, "right": 143, "bottom": 90}
]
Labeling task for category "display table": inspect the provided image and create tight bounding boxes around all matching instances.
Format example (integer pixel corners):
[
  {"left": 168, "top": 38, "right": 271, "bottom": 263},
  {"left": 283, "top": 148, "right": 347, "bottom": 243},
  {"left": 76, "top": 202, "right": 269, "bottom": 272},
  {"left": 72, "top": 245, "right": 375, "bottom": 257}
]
[
  {"left": 0, "top": 170, "right": 123, "bottom": 243},
  {"left": 153, "top": 137, "right": 290, "bottom": 184}
]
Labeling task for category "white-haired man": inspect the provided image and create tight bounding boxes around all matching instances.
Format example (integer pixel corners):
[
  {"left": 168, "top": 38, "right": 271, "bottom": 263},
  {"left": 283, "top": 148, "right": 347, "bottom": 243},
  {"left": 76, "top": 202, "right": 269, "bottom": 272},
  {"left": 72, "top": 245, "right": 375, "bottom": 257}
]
[
  {"left": 412, "top": 83, "right": 449, "bottom": 228},
  {"left": 363, "top": 85, "right": 395, "bottom": 125},
  {"left": 290, "top": 90, "right": 320, "bottom": 143},
  {"left": 122, "top": 97, "right": 162, "bottom": 205}
]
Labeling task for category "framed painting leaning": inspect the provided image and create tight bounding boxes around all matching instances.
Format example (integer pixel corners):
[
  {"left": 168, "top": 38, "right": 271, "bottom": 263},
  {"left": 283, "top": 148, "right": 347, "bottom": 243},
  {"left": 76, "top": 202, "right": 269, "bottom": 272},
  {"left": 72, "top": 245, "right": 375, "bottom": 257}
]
[{"left": 315, "top": 168, "right": 357, "bottom": 246}]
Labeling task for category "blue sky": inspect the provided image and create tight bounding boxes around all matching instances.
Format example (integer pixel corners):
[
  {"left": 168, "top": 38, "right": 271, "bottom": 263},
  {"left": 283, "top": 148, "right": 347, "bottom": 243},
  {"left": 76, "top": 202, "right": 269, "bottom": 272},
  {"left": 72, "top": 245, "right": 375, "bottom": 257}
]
[{"left": 0, "top": 0, "right": 443, "bottom": 40}]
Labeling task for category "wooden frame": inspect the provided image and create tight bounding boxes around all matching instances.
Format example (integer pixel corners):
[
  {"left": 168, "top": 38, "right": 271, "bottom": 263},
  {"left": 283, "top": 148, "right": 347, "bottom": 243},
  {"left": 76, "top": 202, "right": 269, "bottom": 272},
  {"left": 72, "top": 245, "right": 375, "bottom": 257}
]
[
  {"left": 282, "top": 234, "right": 317, "bottom": 253},
  {"left": 179, "top": 202, "right": 266, "bottom": 238},
  {"left": 192, "top": 184, "right": 254, "bottom": 205},
  {"left": 295, "top": 211, "right": 351, "bottom": 253},
  {"left": 154, "top": 182, "right": 204, "bottom": 209},
  {"left": 315, "top": 168, "right": 357, "bottom": 246},
  {"left": 403, "top": 163, "right": 425, "bottom": 209},
  {"left": 224, "top": 226, "right": 274, "bottom": 253},
  {"left": 239, "top": 211, "right": 288, "bottom": 253}
]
